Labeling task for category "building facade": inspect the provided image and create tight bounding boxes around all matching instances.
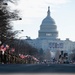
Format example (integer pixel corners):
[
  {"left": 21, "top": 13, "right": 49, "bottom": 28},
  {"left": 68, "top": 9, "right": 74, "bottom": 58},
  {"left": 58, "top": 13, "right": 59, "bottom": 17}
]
[{"left": 25, "top": 6, "right": 75, "bottom": 60}]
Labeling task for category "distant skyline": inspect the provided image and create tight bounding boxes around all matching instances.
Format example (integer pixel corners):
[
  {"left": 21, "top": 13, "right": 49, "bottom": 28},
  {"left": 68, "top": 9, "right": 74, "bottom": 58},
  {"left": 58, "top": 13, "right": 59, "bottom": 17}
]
[{"left": 9, "top": 0, "right": 75, "bottom": 41}]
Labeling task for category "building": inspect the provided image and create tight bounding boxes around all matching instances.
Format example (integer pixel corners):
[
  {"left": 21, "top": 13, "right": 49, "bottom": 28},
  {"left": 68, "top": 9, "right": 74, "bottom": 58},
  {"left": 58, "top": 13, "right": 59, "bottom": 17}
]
[{"left": 25, "top": 6, "right": 75, "bottom": 60}]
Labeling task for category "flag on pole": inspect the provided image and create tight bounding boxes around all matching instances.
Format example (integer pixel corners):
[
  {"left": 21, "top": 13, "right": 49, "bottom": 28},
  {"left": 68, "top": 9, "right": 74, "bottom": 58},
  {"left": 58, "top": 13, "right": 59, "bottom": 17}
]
[
  {"left": 19, "top": 54, "right": 25, "bottom": 59},
  {"left": 0, "top": 45, "right": 7, "bottom": 51},
  {"left": 0, "top": 45, "right": 4, "bottom": 49},
  {"left": 6, "top": 45, "right": 9, "bottom": 49},
  {"left": 32, "top": 56, "right": 39, "bottom": 61},
  {"left": 11, "top": 48, "right": 15, "bottom": 52}
]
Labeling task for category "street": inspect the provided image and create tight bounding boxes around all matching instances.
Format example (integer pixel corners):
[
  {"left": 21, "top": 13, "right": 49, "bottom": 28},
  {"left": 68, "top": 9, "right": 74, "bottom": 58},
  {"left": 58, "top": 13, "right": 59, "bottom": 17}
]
[{"left": 0, "top": 64, "right": 75, "bottom": 73}]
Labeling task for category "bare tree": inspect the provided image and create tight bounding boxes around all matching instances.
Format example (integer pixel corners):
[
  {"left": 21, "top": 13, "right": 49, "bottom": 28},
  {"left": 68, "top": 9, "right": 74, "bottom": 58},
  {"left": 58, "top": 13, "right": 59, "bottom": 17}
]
[{"left": 0, "top": 0, "right": 21, "bottom": 45}]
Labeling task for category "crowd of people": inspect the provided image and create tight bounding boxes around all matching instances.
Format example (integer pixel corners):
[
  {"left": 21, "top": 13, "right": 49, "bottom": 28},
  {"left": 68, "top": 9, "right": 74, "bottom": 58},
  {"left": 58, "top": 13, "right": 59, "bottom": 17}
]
[
  {"left": 0, "top": 44, "right": 39, "bottom": 64},
  {"left": 0, "top": 43, "right": 75, "bottom": 64}
]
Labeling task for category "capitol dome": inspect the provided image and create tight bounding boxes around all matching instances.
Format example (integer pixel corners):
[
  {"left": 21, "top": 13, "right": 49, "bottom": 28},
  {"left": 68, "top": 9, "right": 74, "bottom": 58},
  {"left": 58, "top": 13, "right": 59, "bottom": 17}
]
[
  {"left": 38, "top": 6, "right": 58, "bottom": 39},
  {"left": 42, "top": 16, "right": 55, "bottom": 25},
  {"left": 42, "top": 7, "right": 55, "bottom": 25}
]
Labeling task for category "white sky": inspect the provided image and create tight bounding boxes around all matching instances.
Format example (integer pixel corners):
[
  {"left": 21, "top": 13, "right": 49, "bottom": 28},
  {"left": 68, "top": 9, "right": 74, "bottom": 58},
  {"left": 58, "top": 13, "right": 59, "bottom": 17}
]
[{"left": 9, "top": 0, "right": 75, "bottom": 41}]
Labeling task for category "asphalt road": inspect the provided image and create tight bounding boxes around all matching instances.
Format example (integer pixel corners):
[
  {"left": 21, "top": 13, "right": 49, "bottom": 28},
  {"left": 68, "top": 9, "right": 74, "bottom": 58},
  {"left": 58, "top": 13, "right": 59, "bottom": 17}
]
[{"left": 0, "top": 64, "right": 75, "bottom": 73}]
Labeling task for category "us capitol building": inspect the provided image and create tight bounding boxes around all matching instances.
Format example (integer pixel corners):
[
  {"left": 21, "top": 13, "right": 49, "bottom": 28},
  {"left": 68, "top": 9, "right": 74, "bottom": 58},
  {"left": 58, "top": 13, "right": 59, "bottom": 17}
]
[{"left": 25, "top": 6, "right": 75, "bottom": 60}]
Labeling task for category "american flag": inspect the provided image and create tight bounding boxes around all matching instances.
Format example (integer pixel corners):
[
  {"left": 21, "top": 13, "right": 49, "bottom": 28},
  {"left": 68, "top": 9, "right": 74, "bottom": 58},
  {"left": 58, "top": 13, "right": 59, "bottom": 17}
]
[
  {"left": 6, "top": 45, "right": 9, "bottom": 49},
  {"left": 11, "top": 48, "right": 15, "bottom": 52},
  {"left": 0, "top": 45, "right": 7, "bottom": 51},
  {"left": 32, "top": 56, "right": 39, "bottom": 61},
  {"left": 19, "top": 54, "right": 25, "bottom": 59}
]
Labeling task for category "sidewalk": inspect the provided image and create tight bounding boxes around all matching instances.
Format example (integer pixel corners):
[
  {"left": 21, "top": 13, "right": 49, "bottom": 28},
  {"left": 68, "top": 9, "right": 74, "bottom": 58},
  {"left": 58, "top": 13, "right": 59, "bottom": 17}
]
[{"left": 0, "top": 73, "right": 75, "bottom": 75}]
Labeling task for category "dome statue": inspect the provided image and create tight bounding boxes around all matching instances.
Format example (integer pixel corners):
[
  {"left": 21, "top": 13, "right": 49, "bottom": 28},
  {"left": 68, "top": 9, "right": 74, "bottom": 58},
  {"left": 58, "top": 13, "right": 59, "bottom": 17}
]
[
  {"left": 42, "top": 6, "right": 55, "bottom": 25},
  {"left": 38, "top": 6, "right": 58, "bottom": 39}
]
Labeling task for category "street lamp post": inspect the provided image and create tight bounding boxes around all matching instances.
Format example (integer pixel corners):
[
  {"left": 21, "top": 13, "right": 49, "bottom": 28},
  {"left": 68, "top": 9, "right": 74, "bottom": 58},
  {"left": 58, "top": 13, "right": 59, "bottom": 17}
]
[
  {"left": 7, "top": 30, "right": 24, "bottom": 64},
  {"left": 0, "top": 2, "right": 8, "bottom": 10},
  {"left": 12, "top": 30, "right": 24, "bottom": 55}
]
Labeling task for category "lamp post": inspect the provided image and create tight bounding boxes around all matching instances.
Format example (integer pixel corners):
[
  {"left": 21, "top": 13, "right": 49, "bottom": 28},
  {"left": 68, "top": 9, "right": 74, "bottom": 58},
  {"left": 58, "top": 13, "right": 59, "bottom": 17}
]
[
  {"left": 13, "top": 30, "right": 24, "bottom": 38},
  {"left": 0, "top": 2, "right": 8, "bottom": 10},
  {"left": 12, "top": 30, "right": 24, "bottom": 55},
  {"left": 7, "top": 30, "right": 24, "bottom": 64}
]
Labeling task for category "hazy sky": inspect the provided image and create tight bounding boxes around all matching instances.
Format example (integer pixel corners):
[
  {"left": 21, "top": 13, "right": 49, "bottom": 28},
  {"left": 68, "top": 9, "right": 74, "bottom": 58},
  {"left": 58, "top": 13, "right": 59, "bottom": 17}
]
[{"left": 10, "top": 0, "right": 75, "bottom": 41}]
